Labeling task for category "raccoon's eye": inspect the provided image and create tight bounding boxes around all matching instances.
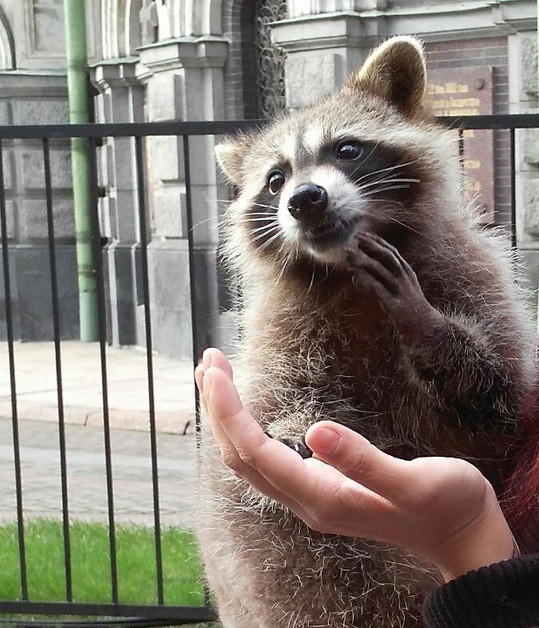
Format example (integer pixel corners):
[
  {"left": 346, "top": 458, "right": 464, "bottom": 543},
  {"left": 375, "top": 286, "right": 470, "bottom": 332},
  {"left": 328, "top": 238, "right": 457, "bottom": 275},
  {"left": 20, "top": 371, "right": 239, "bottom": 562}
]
[
  {"left": 335, "top": 140, "right": 363, "bottom": 161},
  {"left": 267, "top": 170, "right": 285, "bottom": 195}
]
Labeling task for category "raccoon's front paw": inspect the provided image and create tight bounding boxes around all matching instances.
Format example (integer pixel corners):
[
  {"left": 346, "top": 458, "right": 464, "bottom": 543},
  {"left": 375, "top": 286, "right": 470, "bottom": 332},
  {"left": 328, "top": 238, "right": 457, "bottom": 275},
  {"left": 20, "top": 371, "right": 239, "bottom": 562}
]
[
  {"left": 264, "top": 432, "right": 313, "bottom": 459},
  {"left": 346, "top": 232, "right": 444, "bottom": 340}
]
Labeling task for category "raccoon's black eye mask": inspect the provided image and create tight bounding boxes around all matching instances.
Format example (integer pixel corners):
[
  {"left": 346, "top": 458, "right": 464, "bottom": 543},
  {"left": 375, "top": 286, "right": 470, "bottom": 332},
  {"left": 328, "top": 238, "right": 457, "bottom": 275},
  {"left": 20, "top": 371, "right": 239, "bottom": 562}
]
[{"left": 264, "top": 140, "right": 369, "bottom": 195}]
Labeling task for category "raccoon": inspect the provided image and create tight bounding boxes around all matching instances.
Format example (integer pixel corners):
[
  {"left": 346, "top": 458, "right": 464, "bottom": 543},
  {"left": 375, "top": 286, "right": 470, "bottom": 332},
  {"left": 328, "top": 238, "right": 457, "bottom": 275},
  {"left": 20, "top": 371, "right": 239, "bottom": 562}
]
[{"left": 196, "top": 37, "right": 536, "bottom": 627}]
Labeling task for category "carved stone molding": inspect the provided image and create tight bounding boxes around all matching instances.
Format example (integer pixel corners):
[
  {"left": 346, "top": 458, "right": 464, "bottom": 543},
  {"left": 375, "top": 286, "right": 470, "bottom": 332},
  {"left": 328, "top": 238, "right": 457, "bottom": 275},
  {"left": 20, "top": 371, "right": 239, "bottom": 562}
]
[
  {"left": 287, "top": 0, "right": 383, "bottom": 18},
  {"left": 16, "top": 0, "right": 101, "bottom": 68},
  {"left": 255, "top": 0, "right": 287, "bottom": 118}
]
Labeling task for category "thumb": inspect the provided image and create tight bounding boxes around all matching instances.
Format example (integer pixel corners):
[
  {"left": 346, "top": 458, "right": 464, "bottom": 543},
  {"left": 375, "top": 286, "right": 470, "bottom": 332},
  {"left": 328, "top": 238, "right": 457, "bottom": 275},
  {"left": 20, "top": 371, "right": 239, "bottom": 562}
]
[{"left": 306, "top": 421, "right": 412, "bottom": 503}]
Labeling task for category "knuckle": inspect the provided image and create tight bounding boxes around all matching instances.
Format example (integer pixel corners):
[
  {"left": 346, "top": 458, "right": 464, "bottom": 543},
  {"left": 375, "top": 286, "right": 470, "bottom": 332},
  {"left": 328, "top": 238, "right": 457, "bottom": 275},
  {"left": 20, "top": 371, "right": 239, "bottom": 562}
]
[
  {"left": 343, "top": 448, "right": 373, "bottom": 480},
  {"left": 236, "top": 446, "right": 258, "bottom": 469},
  {"left": 221, "top": 448, "right": 242, "bottom": 472},
  {"left": 310, "top": 521, "right": 328, "bottom": 534},
  {"left": 308, "top": 514, "right": 330, "bottom": 534},
  {"left": 309, "top": 497, "right": 339, "bottom": 532}
]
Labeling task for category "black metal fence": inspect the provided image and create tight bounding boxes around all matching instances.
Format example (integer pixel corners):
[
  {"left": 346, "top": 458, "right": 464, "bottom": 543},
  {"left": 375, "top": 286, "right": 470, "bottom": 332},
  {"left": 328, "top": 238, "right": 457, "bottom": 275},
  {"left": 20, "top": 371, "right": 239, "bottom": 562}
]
[{"left": 0, "top": 114, "right": 538, "bottom": 627}]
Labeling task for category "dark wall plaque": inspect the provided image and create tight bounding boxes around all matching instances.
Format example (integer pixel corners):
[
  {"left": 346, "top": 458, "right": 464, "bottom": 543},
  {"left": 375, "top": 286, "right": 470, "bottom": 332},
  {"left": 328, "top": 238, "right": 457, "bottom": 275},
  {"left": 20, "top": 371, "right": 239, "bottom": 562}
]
[{"left": 427, "top": 67, "right": 494, "bottom": 223}]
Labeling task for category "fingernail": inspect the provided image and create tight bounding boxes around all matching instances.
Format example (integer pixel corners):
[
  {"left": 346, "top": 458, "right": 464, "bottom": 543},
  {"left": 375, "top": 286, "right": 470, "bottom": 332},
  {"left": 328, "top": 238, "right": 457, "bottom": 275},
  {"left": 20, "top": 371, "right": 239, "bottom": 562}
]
[
  {"left": 203, "top": 370, "right": 212, "bottom": 395},
  {"left": 310, "top": 425, "right": 341, "bottom": 455},
  {"left": 202, "top": 349, "right": 211, "bottom": 369}
]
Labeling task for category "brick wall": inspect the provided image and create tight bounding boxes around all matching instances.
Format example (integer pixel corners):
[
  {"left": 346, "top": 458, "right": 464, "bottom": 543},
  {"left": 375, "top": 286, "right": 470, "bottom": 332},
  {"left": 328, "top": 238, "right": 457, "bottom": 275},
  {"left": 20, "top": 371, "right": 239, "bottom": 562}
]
[
  {"left": 425, "top": 37, "right": 511, "bottom": 225},
  {"left": 222, "top": 0, "right": 258, "bottom": 120}
]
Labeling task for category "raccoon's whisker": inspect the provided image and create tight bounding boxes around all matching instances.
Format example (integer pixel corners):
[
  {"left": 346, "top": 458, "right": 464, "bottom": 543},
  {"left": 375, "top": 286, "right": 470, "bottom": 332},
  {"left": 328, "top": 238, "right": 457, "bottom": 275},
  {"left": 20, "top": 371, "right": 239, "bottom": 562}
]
[
  {"left": 358, "top": 177, "right": 420, "bottom": 192},
  {"left": 354, "top": 159, "right": 420, "bottom": 185},
  {"left": 189, "top": 216, "right": 219, "bottom": 232},
  {"left": 386, "top": 217, "right": 433, "bottom": 241},
  {"left": 258, "top": 229, "right": 283, "bottom": 251},
  {"left": 357, "top": 175, "right": 420, "bottom": 190},
  {"left": 251, "top": 202, "right": 279, "bottom": 211},
  {"left": 359, "top": 184, "right": 413, "bottom": 197},
  {"left": 241, "top": 217, "right": 277, "bottom": 223},
  {"left": 275, "top": 250, "right": 293, "bottom": 285},
  {"left": 360, "top": 205, "right": 435, "bottom": 243},
  {"left": 250, "top": 222, "right": 280, "bottom": 234},
  {"left": 308, "top": 264, "right": 316, "bottom": 294},
  {"left": 209, "top": 198, "right": 234, "bottom": 204},
  {"left": 251, "top": 225, "right": 281, "bottom": 244},
  {"left": 348, "top": 143, "right": 381, "bottom": 178}
]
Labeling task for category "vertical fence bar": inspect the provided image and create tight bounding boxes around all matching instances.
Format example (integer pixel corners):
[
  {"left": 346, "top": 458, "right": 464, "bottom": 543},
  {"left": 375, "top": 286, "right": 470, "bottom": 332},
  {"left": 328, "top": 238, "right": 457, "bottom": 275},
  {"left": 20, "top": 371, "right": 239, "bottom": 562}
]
[
  {"left": 458, "top": 128, "right": 465, "bottom": 162},
  {"left": 509, "top": 128, "right": 517, "bottom": 249},
  {"left": 134, "top": 134, "right": 164, "bottom": 605},
  {"left": 182, "top": 135, "right": 202, "bottom": 423},
  {"left": 43, "top": 137, "right": 72, "bottom": 601},
  {"left": 0, "top": 139, "right": 28, "bottom": 601},
  {"left": 182, "top": 134, "right": 213, "bottom": 608},
  {"left": 87, "top": 136, "right": 119, "bottom": 603}
]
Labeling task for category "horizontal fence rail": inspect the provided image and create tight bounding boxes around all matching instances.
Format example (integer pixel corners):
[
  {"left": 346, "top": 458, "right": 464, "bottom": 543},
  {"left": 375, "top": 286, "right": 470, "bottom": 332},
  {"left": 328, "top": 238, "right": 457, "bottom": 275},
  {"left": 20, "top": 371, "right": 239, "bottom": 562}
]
[
  {"left": 0, "top": 113, "right": 538, "bottom": 140},
  {"left": 0, "top": 113, "right": 538, "bottom": 626}
]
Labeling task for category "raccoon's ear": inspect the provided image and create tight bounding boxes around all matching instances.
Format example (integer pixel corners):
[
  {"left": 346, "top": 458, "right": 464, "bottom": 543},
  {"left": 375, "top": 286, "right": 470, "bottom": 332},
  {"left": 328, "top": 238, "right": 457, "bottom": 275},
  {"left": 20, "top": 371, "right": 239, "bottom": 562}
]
[
  {"left": 215, "top": 138, "right": 245, "bottom": 185},
  {"left": 348, "top": 36, "right": 427, "bottom": 116}
]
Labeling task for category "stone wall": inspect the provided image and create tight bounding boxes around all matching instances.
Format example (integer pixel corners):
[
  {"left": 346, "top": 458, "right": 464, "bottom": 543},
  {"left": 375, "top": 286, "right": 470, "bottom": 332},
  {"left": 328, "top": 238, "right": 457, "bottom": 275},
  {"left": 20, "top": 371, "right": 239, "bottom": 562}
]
[
  {"left": 0, "top": 0, "right": 100, "bottom": 342},
  {"left": 510, "top": 31, "right": 539, "bottom": 298},
  {"left": 0, "top": 68, "right": 79, "bottom": 341}
]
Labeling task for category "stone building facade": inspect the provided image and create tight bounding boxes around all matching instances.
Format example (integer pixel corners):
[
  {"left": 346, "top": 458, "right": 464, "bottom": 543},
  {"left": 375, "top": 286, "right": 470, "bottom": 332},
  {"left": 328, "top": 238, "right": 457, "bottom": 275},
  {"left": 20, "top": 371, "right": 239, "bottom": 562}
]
[{"left": 0, "top": 0, "right": 538, "bottom": 357}]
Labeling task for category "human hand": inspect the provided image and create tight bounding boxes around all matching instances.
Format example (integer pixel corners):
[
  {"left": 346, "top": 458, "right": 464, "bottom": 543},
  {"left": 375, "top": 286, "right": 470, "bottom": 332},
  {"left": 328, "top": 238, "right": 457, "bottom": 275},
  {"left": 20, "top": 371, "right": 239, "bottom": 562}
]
[{"left": 195, "top": 348, "right": 516, "bottom": 582}]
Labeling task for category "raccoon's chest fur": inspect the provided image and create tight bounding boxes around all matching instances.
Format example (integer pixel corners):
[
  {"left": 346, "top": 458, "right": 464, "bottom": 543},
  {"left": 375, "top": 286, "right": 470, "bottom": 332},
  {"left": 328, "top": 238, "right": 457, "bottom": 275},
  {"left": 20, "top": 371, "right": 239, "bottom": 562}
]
[{"left": 238, "top": 286, "right": 457, "bottom": 460}]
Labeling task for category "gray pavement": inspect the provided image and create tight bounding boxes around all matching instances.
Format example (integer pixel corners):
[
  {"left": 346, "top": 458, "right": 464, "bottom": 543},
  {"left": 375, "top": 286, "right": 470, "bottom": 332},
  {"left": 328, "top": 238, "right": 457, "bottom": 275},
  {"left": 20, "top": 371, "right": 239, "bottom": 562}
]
[{"left": 0, "top": 342, "right": 200, "bottom": 527}]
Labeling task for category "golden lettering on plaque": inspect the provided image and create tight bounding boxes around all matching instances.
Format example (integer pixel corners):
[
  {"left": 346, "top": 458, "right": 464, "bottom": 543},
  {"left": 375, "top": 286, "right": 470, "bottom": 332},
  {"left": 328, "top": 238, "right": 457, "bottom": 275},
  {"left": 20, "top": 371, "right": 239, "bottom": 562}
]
[{"left": 428, "top": 67, "right": 494, "bottom": 223}]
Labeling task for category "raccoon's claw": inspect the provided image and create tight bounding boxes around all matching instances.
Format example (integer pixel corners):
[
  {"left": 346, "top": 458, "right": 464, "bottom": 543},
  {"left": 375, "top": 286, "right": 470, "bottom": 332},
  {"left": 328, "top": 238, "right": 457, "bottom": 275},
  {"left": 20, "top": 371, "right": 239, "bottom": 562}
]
[{"left": 264, "top": 432, "right": 313, "bottom": 459}]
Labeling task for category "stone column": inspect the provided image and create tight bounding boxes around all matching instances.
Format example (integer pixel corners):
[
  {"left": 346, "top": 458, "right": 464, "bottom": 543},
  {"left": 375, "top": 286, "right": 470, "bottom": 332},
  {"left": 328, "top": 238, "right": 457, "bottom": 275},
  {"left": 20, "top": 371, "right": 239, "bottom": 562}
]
[
  {"left": 137, "top": 36, "right": 229, "bottom": 359},
  {"left": 508, "top": 32, "right": 539, "bottom": 304},
  {"left": 271, "top": 7, "right": 381, "bottom": 109},
  {"left": 91, "top": 59, "right": 146, "bottom": 346}
]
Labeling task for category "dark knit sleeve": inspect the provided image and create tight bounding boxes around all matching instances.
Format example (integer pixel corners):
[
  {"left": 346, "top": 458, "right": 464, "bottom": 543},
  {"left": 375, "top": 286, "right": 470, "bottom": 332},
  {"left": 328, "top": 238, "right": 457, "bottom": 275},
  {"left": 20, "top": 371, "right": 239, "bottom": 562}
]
[{"left": 422, "top": 553, "right": 539, "bottom": 627}]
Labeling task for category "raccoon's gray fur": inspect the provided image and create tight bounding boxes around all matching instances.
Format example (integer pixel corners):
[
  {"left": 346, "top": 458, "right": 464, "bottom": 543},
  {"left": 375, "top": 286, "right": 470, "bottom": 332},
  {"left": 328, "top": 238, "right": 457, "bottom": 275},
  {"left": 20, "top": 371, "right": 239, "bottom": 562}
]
[{"left": 196, "top": 37, "right": 536, "bottom": 627}]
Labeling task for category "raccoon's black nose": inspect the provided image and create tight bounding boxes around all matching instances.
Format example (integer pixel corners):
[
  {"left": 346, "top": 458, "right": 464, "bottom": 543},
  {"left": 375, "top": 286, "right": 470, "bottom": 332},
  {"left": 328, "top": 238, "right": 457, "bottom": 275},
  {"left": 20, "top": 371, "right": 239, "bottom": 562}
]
[{"left": 287, "top": 184, "right": 328, "bottom": 222}]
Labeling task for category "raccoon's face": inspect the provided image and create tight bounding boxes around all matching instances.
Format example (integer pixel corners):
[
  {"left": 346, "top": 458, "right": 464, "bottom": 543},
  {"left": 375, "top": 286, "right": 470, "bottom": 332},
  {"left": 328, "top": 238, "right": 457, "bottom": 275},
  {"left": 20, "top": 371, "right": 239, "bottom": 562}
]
[
  {"left": 246, "top": 125, "right": 423, "bottom": 266},
  {"left": 217, "top": 37, "right": 454, "bottom": 271}
]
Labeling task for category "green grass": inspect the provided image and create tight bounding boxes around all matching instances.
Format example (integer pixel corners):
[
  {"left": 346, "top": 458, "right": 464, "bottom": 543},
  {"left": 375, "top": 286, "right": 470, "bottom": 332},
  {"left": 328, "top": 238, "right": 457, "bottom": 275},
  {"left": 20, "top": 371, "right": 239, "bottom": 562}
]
[{"left": 0, "top": 519, "right": 204, "bottom": 605}]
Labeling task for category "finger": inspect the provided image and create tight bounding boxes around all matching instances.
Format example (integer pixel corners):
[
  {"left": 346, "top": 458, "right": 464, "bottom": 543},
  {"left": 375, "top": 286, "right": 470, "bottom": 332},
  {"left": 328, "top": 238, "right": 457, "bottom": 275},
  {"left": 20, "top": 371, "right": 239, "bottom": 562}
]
[
  {"left": 202, "top": 366, "right": 319, "bottom": 523},
  {"left": 355, "top": 232, "right": 404, "bottom": 274},
  {"left": 347, "top": 254, "right": 398, "bottom": 295},
  {"left": 202, "top": 347, "right": 233, "bottom": 379},
  {"left": 194, "top": 364, "right": 208, "bottom": 412},
  {"left": 204, "top": 366, "right": 332, "bottom": 495},
  {"left": 197, "top": 348, "right": 233, "bottom": 414},
  {"left": 195, "top": 364, "right": 205, "bottom": 394},
  {"left": 226, "top": 457, "right": 319, "bottom": 528},
  {"left": 305, "top": 421, "right": 414, "bottom": 504}
]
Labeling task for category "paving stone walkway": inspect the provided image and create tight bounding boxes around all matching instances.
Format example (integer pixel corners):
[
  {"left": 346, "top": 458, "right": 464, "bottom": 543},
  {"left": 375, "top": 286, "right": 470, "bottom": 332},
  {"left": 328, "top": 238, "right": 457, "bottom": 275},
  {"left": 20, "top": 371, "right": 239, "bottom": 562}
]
[{"left": 0, "top": 342, "right": 200, "bottom": 527}]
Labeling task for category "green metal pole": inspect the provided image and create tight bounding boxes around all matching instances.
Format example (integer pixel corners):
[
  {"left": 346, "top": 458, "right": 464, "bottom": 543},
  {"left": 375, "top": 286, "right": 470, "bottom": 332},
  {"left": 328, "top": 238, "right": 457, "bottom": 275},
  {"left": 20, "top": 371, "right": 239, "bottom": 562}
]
[{"left": 64, "top": 0, "right": 98, "bottom": 341}]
